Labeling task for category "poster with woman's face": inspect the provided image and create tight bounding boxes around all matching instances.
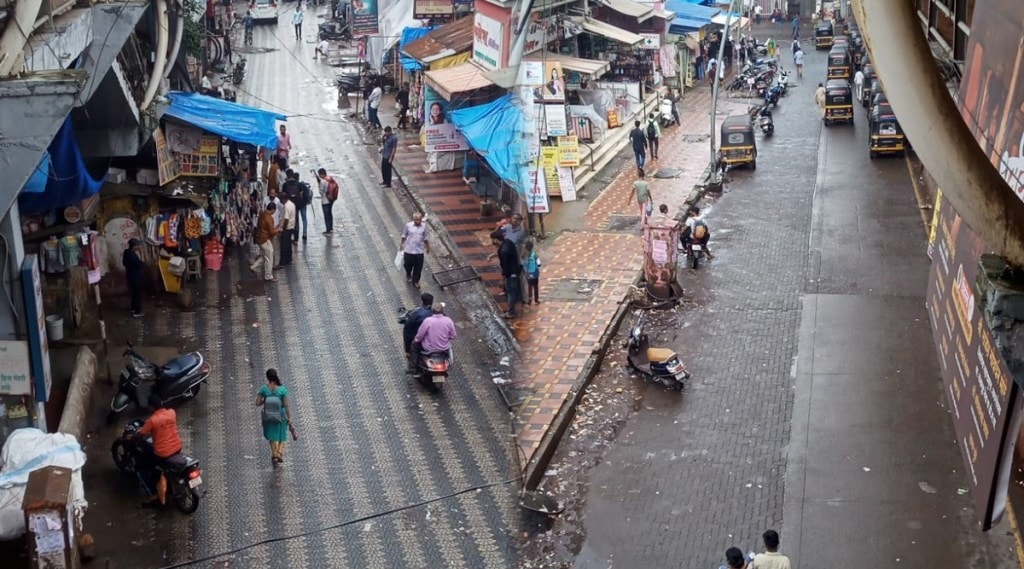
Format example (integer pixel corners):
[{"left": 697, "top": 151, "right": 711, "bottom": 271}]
[
  {"left": 537, "top": 61, "right": 565, "bottom": 102},
  {"left": 423, "top": 86, "right": 447, "bottom": 125}
]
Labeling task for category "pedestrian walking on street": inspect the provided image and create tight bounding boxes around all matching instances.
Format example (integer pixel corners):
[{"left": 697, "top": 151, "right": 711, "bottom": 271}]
[
  {"left": 282, "top": 171, "right": 310, "bottom": 242},
  {"left": 251, "top": 203, "right": 278, "bottom": 282},
  {"left": 854, "top": 68, "right": 865, "bottom": 103},
  {"left": 317, "top": 168, "right": 339, "bottom": 234},
  {"left": 791, "top": 38, "right": 801, "bottom": 54},
  {"left": 524, "top": 241, "right": 541, "bottom": 305},
  {"left": 645, "top": 113, "right": 661, "bottom": 160},
  {"left": 792, "top": 16, "right": 799, "bottom": 40},
  {"left": 380, "top": 126, "right": 397, "bottom": 188},
  {"left": 751, "top": 530, "right": 792, "bottom": 569},
  {"left": 766, "top": 37, "right": 777, "bottom": 58},
  {"left": 267, "top": 155, "right": 281, "bottom": 194},
  {"left": 793, "top": 48, "right": 804, "bottom": 78},
  {"left": 754, "top": 4, "right": 762, "bottom": 24},
  {"left": 629, "top": 120, "right": 647, "bottom": 173},
  {"left": 367, "top": 82, "right": 383, "bottom": 130},
  {"left": 815, "top": 82, "right": 827, "bottom": 118},
  {"left": 396, "top": 82, "right": 410, "bottom": 129},
  {"left": 264, "top": 187, "right": 283, "bottom": 267},
  {"left": 123, "top": 238, "right": 146, "bottom": 317},
  {"left": 627, "top": 170, "right": 652, "bottom": 225},
  {"left": 723, "top": 547, "right": 749, "bottom": 569},
  {"left": 491, "top": 230, "right": 522, "bottom": 319},
  {"left": 276, "top": 125, "right": 291, "bottom": 161},
  {"left": 291, "top": 5, "right": 303, "bottom": 41},
  {"left": 278, "top": 194, "right": 295, "bottom": 268},
  {"left": 400, "top": 212, "right": 429, "bottom": 288},
  {"left": 256, "top": 369, "right": 291, "bottom": 465}
]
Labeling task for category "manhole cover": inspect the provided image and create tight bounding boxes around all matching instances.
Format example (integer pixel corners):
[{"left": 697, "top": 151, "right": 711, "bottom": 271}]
[
  {"left": 653, "top": 168, "right": 682, "bottom": 178},
  {"left": 605, "top": 214, "right": 640, "bottom": 232},
  {"left": 547, "top": 279, "right": 603, "bottom": 302},
  {"left": 236, "top": 279, "right": 268, "bottom": 298},
  {"left": 432, "top": 265, "right": 480, "bottom": 288}
]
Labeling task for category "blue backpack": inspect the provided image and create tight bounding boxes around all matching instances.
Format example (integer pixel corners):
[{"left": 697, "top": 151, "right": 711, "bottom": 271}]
[{"left": 525, "top": 252, "right": 541, "bottom": 279}]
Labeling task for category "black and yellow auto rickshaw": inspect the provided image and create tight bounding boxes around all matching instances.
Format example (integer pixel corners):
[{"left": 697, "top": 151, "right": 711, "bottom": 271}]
[
  {"left": 832, "top": 35, "right": 850, "bottom": 53},
  {"left": 868, "top": 105, "right": 906, "bottom": 158},
  {"left": 718, "top": 115, "right": 758, "bottom": 170},
  {"left": 815, "top": 21, "right": 834, "bottom": 50},
  {"left": 860, "top": 64, "right": 878, "bottom": 107},
  {"left": 823, "top": 80, "right": 854, "bottom": 125},
  {"left": 827, "top": 47, "right": 853, "bottom": 80}
]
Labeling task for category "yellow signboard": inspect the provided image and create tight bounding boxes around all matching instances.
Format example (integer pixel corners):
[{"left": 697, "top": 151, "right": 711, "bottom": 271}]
[
  {"left": 541, "top": 147, "right": 560, "bottom": 196},
  {"left": 557, "top": 135, "right": 580, "bottom": 167}
]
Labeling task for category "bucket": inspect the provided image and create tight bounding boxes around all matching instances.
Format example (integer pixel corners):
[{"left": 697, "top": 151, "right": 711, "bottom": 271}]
[{"left": 45, "top": 315, "right": 63, "bottom": 341}]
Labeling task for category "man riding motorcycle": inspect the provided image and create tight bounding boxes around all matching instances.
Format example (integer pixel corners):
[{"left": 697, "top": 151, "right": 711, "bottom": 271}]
[
  {"left": 680, "top": 206, "right": 714, "bottom": 258},
  {"left": 131, "top": 394, "right": 183, "bottom": 505},
  {"left": 412, "top": 303, "right": 457, "bottom": 367},
  {"left": 403, "top": 293, "right": 434, "bottom": 372}
]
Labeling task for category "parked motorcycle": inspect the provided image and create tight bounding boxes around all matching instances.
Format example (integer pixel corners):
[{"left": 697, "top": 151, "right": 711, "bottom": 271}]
[
  {"left": 776, "top": 69, "right": 790, "bottom": 95},
  {"left": 107, "top": 343, "right": 211, "bottom": 424},
  {"left": 764, "top": 84, "right": 783, "bottom": 108},
  {"left": 759, "top": 108, "right": 775, "bottom": 138},
  {"left": 111, "top": 419, "right": 203, "bottom": 514},
  {"left": 397, "top": 309, "right": 452, "bottom": 393},
  {"left": 659, "top": 98, "right": 678, "bottom": 127},
  {"left": 318, "top": 20, "right": 352, "bottom": 41},
  {"left": 625, "top": 313, "right": 689, "bottom": 389},
  {"left": 232, "top": 57, "right": 247, "bottom": 85}
]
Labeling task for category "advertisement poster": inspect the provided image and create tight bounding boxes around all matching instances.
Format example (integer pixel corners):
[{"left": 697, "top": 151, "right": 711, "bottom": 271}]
[
  {"left": 153, "top": 127, "right": 181, "bottom": 186},
  {"left": 557, "top": 135, "right": 580, "bottom": 166},
  {"left": 544, "top": 105, "right": 568, "bottom": 137},
  {"left": 557, "top": 167, "right": 577, "bottom": 201},
  {"left": 351, "top": 0, "right": 379, "bottom": 35},
  {"left": 541, "top": 147, "right": 560, "bottom": 196},
  {"left": 422, "top": 86, "right": 469, "bottom": 152},
  {"left": 520, "top": 61, "right": 544, "bottom": 86},
  {"left": 535, "top": 61, "right": 565, "bottom": 102},
  {"left": 0, "top": 341, "right": 31, "bottom": 396},
  {"left": 472, "top": 13, "right": 503, "bottom": 70},
  {"left": 526, "top": 166, "right": 550, "bottom": 214},
  {"left": 926, "top": 193, "right": 1021, "bottom": 530}
]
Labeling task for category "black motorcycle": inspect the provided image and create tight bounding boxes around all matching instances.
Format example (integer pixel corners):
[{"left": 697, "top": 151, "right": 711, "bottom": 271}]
[
  {"left": 232, "top": 57, "right": 247, "bottom": 85},
  {"left": 107, "top": 343, "right": 210, "bottom": 423},
  {"left": 398, "top": 308, "right": 452, "bottom": 394},
  {"left": 111, "top": 419, "right": 203, "bottom": 514},
  {"left": 319, "top": 20, "right": 351, "bottom": 41}
]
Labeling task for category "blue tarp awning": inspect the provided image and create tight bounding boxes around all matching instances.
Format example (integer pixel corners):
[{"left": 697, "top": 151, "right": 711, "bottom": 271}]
[
  {"left": 449, "top": 96, "right": 526, "bottom": 191},
  {"left": 400, "top": 26, "right": 433, "bottom": 71},
  {"left": 666, "top": 0, "right": 719, "bottom": 34},
  {"left": 164, "top": 91, "right": 287, "bottom": 149},
  {"left": 18, "top": 118, "right": 104, "bottom": 215},
  {"left": 669, "top": 17, "right": 709, "bottom": 34}
]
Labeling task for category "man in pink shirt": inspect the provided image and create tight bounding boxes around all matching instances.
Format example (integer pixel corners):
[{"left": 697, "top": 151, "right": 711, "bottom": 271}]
[{"left": 413, "top": 304, "right": 456, "bottom": 354}]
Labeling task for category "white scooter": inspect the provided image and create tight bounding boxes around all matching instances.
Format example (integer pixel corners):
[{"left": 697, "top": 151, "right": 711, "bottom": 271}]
[{"left": 659, "top": 98, "right": 679, "bottom": 127}]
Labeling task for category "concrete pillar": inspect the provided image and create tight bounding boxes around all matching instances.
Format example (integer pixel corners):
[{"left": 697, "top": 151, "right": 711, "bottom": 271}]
[{"left": 0, "top": 201, "right": 26, "bottom": 340}]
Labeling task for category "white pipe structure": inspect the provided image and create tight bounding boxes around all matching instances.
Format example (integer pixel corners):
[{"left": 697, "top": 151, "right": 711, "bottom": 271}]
[
  {"left": 851, "top": 0, "right": 1024, "bottom": 268},
  {"left": 0, "top": 0, "right": 46, "bottom": 77},
  {"left": 708, "top": 0, "right": 741, "bottom": 180},
  {"left": 141, "top": 0, "right": 170, "bottom": 109},
  {"left": 163, "top": 0, "right": 184, "bottom": 81}
]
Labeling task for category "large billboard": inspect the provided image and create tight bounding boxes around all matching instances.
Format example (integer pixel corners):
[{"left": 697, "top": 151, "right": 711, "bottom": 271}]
[{"left": 957, "top": 0, "right": 1024, "bottom": 198}]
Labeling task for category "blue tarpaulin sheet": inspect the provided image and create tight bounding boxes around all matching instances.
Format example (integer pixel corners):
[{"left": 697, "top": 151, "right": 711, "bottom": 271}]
[
  {"left": 164, "top": 91, "right": 287, "bottom": 149},
  {"left": 666, "top": 1, "right": 719, "bottom": 34},
  {"left": 449, "top": 96, "right": 526, "bottom": 191},
  {"left": 18, "top": 118, "right": 103, "bottom": 215},
  {"left": 400, "top": 26, "right": 433, "bottom": 71}
]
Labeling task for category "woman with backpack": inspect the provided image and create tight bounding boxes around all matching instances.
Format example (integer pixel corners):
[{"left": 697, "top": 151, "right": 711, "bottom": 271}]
[{"left": 256, "top": 368, "right": 291, "bottom": 465}]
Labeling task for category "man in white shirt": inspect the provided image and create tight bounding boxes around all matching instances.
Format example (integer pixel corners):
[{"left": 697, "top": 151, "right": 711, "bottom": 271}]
[
  {"left": 854, "top": 69, "right": 865, "bottom": 103},
  {"left": 314, "top": 38, "right": 330, "bottom": 60},
  {"left": 367, "top": 83, "right": 383, "bottom": 129},
  {"left": 751, "top": 530, "right": 791, "bottom": 569},
  {"left": 278, "top": 194, "right": 297, "bottom": 268},
  {"left": 292, "top": 6, "right": 304, "bottom": 41},
  {"left": 263, "top": 188, "right": 282, "bottom": 266}
]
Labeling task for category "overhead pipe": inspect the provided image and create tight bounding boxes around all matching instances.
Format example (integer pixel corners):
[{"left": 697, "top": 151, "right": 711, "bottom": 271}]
[
  {"left": 851, "top": 0, "right": 1024, "bottom": 268},
  {"left": 162, "top": 0, "right": 184, "bottom": 81},
  {"left": 0, "top": 0, "right": 46, "bottom": 77},
  {"left": 141, "top": 0, "right": 170, "bottom": 109}
]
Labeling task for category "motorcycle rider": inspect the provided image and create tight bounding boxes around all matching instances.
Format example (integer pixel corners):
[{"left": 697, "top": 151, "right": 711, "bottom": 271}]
[
  {"left": 680, "top": 206, "right": 714, "bottom": 258},
  {"left": 131, "top": 394, "right": 183, "bottom": 505},
  {"left": 403, "top": 293, "right": 434, "bottom": 372},
  {"left": 412, "top": 303, "right": 457, "bottom": 372}
]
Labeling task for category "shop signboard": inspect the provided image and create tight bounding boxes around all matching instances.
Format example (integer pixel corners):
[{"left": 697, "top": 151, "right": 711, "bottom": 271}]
[
  {"left": 414, "top": 0, "right": 451, "bottom": 17},
  {"left": 926, "top": 195, "right": 1021, "bottom": 530},
  {"left": 541, "top": 147, "right": 560, "bottom": 196},
  {"left": 544, "top": 105, "right": 568, "bottom": 137},
  {"left": 351, "top": 0, "right": 379, "bottom": 35},
  {"left": 607, "top": 109, "right": 621, "bottom": 129},
  {"left": 520, "top": 61, "right": 544, "bottom": 86},
  {"left": 524, "top": 20, "right": 559, "bottom": 55},
  {"left": 526, "top": 165, "right": 550, "bottom": 214},
  {"left": 557, "top": 135, "right": 580, "bottom": 167},
  {"left": 640, "top": 33, "right": 661, "bottom": 50},
  {"left": 166, "top": 123, "right": 220, "bottom": 176},
  {"left": 422, "top": 86, "right": 469, "bottom": 152},
  {"left": 153, "top": 127, "right": 181, "bottom": 186},
  {"left": 0, "top": 341, "right": 31, "bottom": 396},
  {"left": 557, "top": 167, "right": 577, "bottom": 201},
  {"left": 20, "top": 256, "right": 51, "bottom": 404},
  {"left": 472, "top": 13, "right": 503, "bottom": 71}
]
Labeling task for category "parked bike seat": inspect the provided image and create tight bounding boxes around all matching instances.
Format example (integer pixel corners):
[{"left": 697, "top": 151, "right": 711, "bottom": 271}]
[
  {"left": 161, "top": 353, "right": 200, "bottom": 379},
  {"left": 161, "top": 453, "right": 199, "bottom": 472},
  {"left": 646, "top": 348, "right": 676, "bottom": 362}
]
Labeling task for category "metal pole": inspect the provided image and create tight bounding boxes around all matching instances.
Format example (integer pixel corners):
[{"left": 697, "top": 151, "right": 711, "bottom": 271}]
[{"left": 709, "top": 0, "right": 740, "bottom": 182}]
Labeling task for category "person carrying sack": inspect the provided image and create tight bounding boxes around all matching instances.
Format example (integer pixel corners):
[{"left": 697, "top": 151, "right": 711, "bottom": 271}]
[{"left": 256, "top": 368, "right": 291, "bottom": 466}]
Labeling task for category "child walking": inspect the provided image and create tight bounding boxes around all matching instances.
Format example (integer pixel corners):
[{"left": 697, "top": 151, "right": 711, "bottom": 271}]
[{"left": 525, "top": 241, "right": 541, "bottom": 305}]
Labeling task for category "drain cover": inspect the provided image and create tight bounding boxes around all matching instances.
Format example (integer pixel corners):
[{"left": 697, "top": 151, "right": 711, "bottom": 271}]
[
  {"left": 432, "top": 265, "right": 480, "bottom": 288},
  {"left": 605, "top": 214, "right": 641, "bottom": 232},
  {"left": 547, "top": 279, "right": 603, "bottom": 301},
  {"left": 653, "top": 168, "right": 682, "bottom": 178},
  {"left": 236, "top": 279, "right": 268, "bottom": 298}
]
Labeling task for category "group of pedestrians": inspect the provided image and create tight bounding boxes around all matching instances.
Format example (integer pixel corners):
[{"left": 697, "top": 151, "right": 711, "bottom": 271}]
[
  {"left": 486, "top": 210, "right": 541, "bottom": 319},
  {"left": 721, "top": 529, "right": 792, "bottom": 569},
  {"left": 627, "top": 113, "right": 664, "bottom": 176}
]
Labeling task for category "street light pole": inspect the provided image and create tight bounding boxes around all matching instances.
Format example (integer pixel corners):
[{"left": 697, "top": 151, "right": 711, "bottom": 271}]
[{"left": 708, "top": 0, "right": 742, "bottom": 186}]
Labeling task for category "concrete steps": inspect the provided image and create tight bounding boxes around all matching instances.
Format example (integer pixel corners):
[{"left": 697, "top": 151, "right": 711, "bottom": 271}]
[{"left": 573, "top": 92, "right": 662, "bottom": 191}]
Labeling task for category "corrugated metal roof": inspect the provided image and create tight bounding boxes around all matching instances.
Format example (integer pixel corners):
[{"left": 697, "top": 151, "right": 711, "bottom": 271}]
[{"left": 402, "top": 16, "right": 476, "bottom": 64}]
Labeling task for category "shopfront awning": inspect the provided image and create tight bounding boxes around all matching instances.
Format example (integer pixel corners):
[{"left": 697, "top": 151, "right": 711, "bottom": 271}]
[
  {"left": 577, "top": 18, "right": 644, "bottom": 46},
  {"left": 596, "top": 0, "right": 653, "bottom": 21},
  {"left": 711, "top": 13, "right": 749, "bottom": 28},
  {"left": 402, "top": 16, "right": 475, "bottom": 66},
  {"left": 449, "top": 95, "right": 526, "bottom": 190},
  {"left": 666, "top": 0, "right": 720, "bottom": 23},
  {"left": 531, "top": 52, "right": 611, "bottom": 77},
  {"left": 400, "top": 26, "right": 434, "bottom": 71},
  {"left": 163, "top": 91, "right": 286, "bottom": 149},
  {"left": 423, "top": 61, "right": 496, "bottom": 101}
]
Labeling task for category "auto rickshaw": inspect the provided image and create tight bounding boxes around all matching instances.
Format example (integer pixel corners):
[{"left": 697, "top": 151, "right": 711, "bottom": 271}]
[
  {"left": 823, "top": 80, "right": 854, "bottom": 125},
  {"left": 827, "top": 47, "right": 853, "bottom": 80},
  {"left": 868, "top": 106, "right": 906, "bottom": 158},
  {"left": 860, "top": 64, "right": 878, "bottom": 107},
  {"left": 718, "top": 115, "right": 758, "bottom": 170},
  {"left": 815, "top": 21, "right": 834, "bottom": 50},
  {"left": 832, "top": 35, "right": 850, "bottom": 52}
]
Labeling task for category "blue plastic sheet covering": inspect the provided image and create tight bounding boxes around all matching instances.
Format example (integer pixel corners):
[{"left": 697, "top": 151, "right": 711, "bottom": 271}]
[
  {"left": 400, "top": 26, "right": 433, "bottom": 71},
  {"left": 164, "top": 91, "right": 287, "bottom": 149},
  {"left": 449, "top": 96, "right": 527, "bottom": 191},
  {"left": 18, "top": 118, "right": 104, "bottom": 215},
  {"left": 666, "top": 0, "right": 720, "bottom": 22}
]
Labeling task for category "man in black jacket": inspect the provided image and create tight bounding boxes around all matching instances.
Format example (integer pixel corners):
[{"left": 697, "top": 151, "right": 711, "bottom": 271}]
[
  {"left": 396, "top": 82, "right": 410, "bottom": 129},
  {"left": 403, "top": 293, "right": 434, "bottom": 371},
  {"left": 123, "top": 238, "right": 146, "bottom": 318},
  {"left": 628, "top": 120, "right": 647, "bottom": 174},
  {"left": 281, "top": 171, "right": 308, "bottom": 243},
  {"left": 491, "top": 230, "right": 522, "bottom": 319}
]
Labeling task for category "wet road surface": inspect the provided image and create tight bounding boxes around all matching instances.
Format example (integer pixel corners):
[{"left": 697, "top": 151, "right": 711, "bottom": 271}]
[{"left": 525, "top": 31, "right": 1021, "bottom": 568}]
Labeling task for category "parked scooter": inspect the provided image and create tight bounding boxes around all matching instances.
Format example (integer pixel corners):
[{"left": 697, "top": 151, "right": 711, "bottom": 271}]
[
  {"left": 759, "top": 107, "right": 775, "bottom": 138},
  {"left": 776, "top": 69, "right": 790, "bottom": 95},
  {"left": 111, "top": 419, "right": 203, "bottom": 514},
  {"left": 107, "top": 343, "right": 211, "bottom": 423},
  {"left": 231, "top": 57, "right": 247, "bottom": 85},
  {"left": 764, "top": 84, "right": 783, "bottom": 108},
  {"left": 397, "top": 308, "right": 452, "bottom": 393},
  {"left": 625, "top": 313, "right": 690, "bottom": 389},
  {"left": 659, "top": 98, "right": 679, "bottom": 127}
]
